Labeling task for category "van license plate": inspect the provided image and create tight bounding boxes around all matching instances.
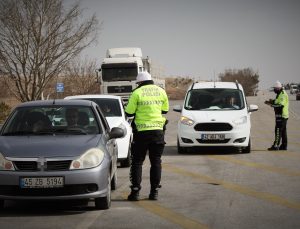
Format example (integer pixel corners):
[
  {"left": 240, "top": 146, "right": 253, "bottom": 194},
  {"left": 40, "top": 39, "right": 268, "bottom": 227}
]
[
  {"left": 201, "top": 134, "right": 225, "bottom": 140},
  {"left": 20, "top": 177, "right": 64, "bottom": 188}
]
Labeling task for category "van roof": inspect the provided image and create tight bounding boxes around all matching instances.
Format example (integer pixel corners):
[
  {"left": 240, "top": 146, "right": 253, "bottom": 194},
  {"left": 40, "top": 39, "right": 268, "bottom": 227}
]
[{"left": 190, "top": 81, "right": 243, "bottom": 90}]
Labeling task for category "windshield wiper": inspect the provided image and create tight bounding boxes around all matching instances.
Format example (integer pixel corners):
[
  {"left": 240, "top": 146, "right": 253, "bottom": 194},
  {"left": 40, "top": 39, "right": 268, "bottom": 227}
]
[
  {"left": 2, "top": 131, "right": 32, "bottom": 136},
  {"left": 2, "top": 130, "right": 56, "bottom": 136},
  {"left": 53, "top": 127, "right": 87, "bottom": 135}
]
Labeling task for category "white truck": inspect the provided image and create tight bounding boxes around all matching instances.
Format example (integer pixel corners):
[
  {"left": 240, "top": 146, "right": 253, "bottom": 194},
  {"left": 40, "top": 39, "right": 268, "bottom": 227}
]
[{"left": 97, "top": 47, "right": 165, "bottom": 102}]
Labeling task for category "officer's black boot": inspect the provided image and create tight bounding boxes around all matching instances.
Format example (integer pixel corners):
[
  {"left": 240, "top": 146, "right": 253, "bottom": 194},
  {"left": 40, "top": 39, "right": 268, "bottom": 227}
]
[
  {"left": 268, "top": 145, "right": 279, "bottom": 151},
  {"left": 149, "top": 185, "right": 161, "bottom": 200},
  {"left": 127, "top": 186, "right": 140, "bottom": 201},
  {"left": 279, "top": 145, "right": 287, "bottom": 150}
]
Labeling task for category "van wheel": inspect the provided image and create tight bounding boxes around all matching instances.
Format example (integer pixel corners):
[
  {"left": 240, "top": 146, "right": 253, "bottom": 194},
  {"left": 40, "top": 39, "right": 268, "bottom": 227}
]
[
  {"left": 177, "top": 138, "right": 188, "bottom": 154},
  {"left": 120, "top": 144, "right": 131, "bottom": 167},
  {"left": 242, "top": 139, "right": 251, "bottom": 154}
]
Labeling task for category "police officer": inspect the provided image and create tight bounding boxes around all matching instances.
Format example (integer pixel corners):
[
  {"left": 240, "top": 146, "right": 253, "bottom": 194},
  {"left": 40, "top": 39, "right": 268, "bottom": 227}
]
[
  {"left": 265, "top": 81, "right": 289, "bottom": 150},
  {"left": 125, "top": 71, "right": 169, "bottom": 201}
]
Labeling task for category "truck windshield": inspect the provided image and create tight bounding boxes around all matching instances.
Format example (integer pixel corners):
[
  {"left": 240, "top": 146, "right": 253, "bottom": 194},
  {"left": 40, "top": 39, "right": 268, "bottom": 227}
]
[
  {"left": 184, "top": 88, "right": 245, "bottom": 110},
  {"left": 102, "top": 63, "right": 138, "bottom": 81}
]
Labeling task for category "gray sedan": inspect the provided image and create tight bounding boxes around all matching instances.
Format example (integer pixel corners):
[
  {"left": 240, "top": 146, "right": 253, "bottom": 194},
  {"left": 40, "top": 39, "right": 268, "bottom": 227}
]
[{"left": 0, "top": 99, "right": 124, "bottom": 210}]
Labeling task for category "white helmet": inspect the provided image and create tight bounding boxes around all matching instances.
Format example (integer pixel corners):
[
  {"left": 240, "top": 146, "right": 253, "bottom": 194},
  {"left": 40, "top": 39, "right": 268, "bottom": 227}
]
[
  {"left": 136, "top": 71, "right": 152, "bottom": 83},
  {"left": 274, "top": 80, "right": 282, "bottom": 88}
]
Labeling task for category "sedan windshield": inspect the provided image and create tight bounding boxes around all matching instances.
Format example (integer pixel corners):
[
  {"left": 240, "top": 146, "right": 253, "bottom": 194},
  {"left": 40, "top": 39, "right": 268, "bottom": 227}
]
[
  {"left": 1, "top": 106, "right": 100, "bottom": 136},
  {"left": 185, "top": 88, "right": 245, "bottom": 110}
]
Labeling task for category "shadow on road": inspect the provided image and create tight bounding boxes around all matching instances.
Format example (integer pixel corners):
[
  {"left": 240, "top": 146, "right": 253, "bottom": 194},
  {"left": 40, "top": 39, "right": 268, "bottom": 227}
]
[
  {"left": 0, "top": 199, "right": 95, "bottom": 217},
  {"left": 164, "top": 145, "right": 241, "bottom": 156}
]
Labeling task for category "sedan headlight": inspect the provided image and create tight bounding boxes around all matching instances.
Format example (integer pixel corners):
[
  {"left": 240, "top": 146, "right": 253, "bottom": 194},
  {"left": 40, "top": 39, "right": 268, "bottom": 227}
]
[
  {"left": 180, "top": 116, "right": 195, "bottom": 126},
  {"left": 0, "top": 153, "right": 15, "bottom": 171},
  {"left": 70, "top": 148, "right": 105, "bottom": 170},
  {"left": 233, "top": 116, "right": 247, "bottom": 125}
]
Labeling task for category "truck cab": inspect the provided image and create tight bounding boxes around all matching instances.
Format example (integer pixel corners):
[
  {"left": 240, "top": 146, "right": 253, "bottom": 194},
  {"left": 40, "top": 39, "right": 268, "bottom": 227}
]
[{"left": 97, "top": 47, "right": 165, "bottom": 103}]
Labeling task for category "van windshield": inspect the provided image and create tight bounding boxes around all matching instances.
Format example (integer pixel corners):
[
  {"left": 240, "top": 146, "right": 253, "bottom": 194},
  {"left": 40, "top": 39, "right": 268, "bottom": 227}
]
[{"left": 184, "top": 88, "right": 245, "bottom": 110}]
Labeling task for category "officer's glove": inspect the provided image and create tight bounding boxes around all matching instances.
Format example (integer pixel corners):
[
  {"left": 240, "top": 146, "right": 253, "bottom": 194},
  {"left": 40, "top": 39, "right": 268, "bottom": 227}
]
[{"left": 264, "top": 99, "right": 273, "bottom": 105}]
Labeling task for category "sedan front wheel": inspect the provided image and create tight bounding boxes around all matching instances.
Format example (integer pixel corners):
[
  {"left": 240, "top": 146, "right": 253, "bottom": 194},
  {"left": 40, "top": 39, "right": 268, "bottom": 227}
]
[{"left": 95, "top": 174, "right": 111, "bottom": 210}]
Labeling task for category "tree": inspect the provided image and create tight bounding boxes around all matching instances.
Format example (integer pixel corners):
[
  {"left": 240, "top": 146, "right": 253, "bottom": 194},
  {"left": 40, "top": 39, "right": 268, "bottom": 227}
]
[
  {"left": 63, "top": 58, "right": 100, "bottom": 95},
  {"left": 0, "top": 0, "right": 99, "bottom": 102},
  {"left": 0, "top": 101, "right": 11, "bottom": 123},
  {"left": 219, "top": 68, "right": 260, "bottom": 96}
]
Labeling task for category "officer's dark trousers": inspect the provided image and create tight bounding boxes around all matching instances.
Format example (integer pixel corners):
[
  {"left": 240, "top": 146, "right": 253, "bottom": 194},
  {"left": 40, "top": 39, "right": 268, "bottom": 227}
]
[
  {"left": 130, "top": 130, "right": 165, "bottom": 190},
  {"left": 273, "top": 117, "right": 288, "bottom": 147}
]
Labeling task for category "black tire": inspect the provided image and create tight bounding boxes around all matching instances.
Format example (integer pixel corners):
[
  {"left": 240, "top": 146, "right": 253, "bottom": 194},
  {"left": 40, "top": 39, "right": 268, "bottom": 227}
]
[
  {"left": 95, "top": 174, "right": 111, "bottom": 210},
  {"left": 177, "top": 138, "right": 188, "bottom": 154},
  {"left": 242, "top": 139, "right": 251, "bottom": 154}
]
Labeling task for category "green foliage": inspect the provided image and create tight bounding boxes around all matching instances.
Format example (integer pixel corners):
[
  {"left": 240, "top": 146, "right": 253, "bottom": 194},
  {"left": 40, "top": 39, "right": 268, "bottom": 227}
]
[
  {"left": 219, "top": 68, "right": 259, "bottom": 96},
  {"left": 0, "top": 102, "right": 11, "bottom": 123}
]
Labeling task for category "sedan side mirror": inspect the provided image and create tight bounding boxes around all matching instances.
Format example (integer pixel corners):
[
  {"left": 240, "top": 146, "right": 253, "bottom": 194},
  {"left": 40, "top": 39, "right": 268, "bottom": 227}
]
[
  {"left": 248, "top": 104, "right": 258, "bottom": 112},
  {"left": 173, "top": 105, "right": 182, "bottom": 112},
  {"left": 109, "top": 127, "right": 125, "bottom": 139}
]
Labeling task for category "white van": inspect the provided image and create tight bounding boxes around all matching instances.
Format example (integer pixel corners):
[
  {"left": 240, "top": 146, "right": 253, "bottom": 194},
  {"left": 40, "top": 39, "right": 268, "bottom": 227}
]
[
  {"left": 173, "top": 82, "right": 258, "bottom": 153},
  {"left": 290, "top": 84, "right": 298, "bottom": 94}
]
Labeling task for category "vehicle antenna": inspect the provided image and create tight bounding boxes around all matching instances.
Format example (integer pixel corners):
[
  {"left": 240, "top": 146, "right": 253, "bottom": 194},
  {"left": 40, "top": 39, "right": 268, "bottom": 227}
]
[
  {"left": 191, "top": 82, "right": 195, "bottom": 90},
  {"left": 213, "top": 70, "right": 216, "bottom": 88},
  {"left": 235, "top": 80, "right": 240, "bottom": 90}
]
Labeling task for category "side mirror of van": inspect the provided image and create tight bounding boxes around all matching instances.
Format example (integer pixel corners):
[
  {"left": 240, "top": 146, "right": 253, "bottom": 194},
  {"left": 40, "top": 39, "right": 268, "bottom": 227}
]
[
  {"left": 248, "top": 104, "right": 258, "bottom": 112},
  {"left": 173, "top": 105, "right": 182, "bottom": 112}
]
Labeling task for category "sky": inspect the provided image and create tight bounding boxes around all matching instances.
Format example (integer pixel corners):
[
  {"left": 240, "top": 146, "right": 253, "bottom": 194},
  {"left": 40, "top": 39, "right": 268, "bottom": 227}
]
[{"left": 67, "top": 0, "right": 300, "bottom": 89}]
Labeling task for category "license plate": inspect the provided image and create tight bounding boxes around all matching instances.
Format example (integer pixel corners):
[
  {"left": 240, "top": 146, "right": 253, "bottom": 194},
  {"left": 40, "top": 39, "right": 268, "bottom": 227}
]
[
  {"left": 20, "top": 177, "right": 64, "bottom": 188},
  {"left": 201, "top": 134, "right": 225, "bottom": 140}
]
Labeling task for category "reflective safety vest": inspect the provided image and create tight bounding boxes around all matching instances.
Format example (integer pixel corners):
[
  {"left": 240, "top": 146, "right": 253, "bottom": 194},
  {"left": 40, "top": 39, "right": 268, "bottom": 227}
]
[
  {"left": 273, "top": 90, "right": 289, "bottom": 119},
  {"left": 125, "top": 83, "right": 169, "bottom": 131}
]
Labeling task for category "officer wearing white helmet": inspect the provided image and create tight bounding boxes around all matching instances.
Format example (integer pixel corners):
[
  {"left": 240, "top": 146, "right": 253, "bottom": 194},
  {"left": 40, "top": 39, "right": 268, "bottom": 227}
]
[
  {"left": 125, "top": 71, "right": 169, "bottom": 201},
  {"left": 264, "top": 81, "right": 289, "bottom": 150}
]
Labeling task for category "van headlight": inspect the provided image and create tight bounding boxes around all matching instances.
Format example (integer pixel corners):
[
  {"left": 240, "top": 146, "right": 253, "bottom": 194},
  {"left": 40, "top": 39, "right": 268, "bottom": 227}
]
[
  {"left": 233, "top": 116, "right": 247, "bottom": 125},
  {"left": 118, "top": 123, "right": 127, "bottom": 136},
  {"left": 180, "top": 116, "right": 195, "bottom": 126},
  {"left": 0, "top": 153, "right": 15, "bottom": 171},
  {"left": 70, "top": 148, "right": 104, "bottom": 170}
]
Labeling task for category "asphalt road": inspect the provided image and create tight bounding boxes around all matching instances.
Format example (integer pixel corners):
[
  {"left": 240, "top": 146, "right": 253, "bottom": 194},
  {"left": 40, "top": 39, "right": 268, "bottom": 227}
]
[{"left": 1, "top": 91, "right": 300, "bottom": 229}]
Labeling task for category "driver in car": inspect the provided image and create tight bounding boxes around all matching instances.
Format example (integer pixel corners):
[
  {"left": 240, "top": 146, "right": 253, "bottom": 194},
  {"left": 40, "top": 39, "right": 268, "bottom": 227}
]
[{"left": 65, "top": 108, "right": 80, "bottom": 127}]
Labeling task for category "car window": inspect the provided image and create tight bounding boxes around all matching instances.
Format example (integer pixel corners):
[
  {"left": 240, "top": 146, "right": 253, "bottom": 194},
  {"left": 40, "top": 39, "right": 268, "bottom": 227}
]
[
  {"left": 77, "top": 98, "right": 122, "bottom": 117},
  {"left": 185, "top": 88, "right": 244, "bottom": 110},
  {"left": 1, "top": 105, "right": 101, "bottom": 135}
]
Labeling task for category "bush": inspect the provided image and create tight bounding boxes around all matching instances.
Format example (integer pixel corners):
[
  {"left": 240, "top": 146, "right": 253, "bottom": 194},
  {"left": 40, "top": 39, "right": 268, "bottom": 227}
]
[
  {"left": 219, "top": 68, "right": 259, "bottom": 96},
  {"left": 0, "top": 102, "right": 11, "bottom": 123}
]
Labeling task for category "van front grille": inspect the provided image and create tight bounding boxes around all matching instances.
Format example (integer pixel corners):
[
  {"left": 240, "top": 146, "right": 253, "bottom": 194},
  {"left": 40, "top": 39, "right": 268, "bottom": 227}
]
[
  {"left": 196, "top": 139, "right": 230, "bottom": 144},
  {"left": 194, "top": 123, "right": 232, "bottom": 131}
]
